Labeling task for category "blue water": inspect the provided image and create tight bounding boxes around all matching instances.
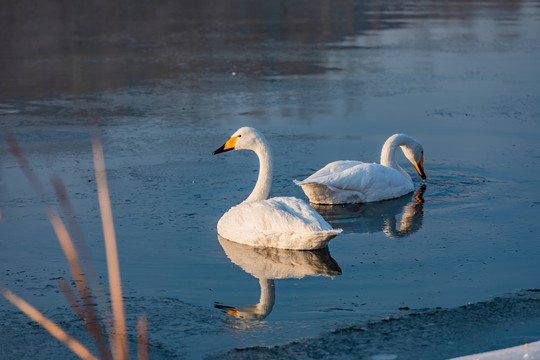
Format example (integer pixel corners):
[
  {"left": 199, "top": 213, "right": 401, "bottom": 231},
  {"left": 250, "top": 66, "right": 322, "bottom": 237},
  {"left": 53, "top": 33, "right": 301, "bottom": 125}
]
[{"left": 1, "top": 1, "right": 540, "bottom": 359}]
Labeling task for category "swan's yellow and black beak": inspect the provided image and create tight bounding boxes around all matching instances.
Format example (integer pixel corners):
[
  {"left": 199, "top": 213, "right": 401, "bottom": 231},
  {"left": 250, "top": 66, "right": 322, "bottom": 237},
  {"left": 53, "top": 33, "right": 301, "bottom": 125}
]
[
  {"left": 414, "top": 153, "right": 427, "bottom": 180},
  {"left": 213, "top": 136, "right": 239, "bottom": 155}
]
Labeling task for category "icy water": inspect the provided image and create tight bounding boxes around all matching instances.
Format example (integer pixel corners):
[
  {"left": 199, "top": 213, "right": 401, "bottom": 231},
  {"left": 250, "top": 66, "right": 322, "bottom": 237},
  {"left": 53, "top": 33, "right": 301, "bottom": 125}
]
[{"left": 1, "top": 0, "right": 540, "bottom": 359}]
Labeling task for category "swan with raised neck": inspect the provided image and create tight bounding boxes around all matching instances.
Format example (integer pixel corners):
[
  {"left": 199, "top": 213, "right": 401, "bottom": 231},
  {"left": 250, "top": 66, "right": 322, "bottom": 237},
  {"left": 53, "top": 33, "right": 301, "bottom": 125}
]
[{"left": 212, "top": 127, "right": 342, "bottom": 250}]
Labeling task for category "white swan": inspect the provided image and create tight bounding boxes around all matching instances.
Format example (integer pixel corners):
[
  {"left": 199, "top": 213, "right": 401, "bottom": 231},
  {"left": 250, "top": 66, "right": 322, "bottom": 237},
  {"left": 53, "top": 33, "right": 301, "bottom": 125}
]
[
  {"left": 213, "top": 127, "right": 342, "bottom": 250},
  {"left": 294, "top": 133, "right": 426, "bottom": 204}
]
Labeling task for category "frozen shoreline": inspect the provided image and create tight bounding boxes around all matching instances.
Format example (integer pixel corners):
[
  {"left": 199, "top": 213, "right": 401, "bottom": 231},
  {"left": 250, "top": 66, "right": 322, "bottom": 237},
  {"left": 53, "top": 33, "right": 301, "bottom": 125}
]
[
  {"left": 1, "top": 289, "right": 539, "bottom": 359},
  {"left": 205, "top": 290, "right": 540, "bottom": 360}
]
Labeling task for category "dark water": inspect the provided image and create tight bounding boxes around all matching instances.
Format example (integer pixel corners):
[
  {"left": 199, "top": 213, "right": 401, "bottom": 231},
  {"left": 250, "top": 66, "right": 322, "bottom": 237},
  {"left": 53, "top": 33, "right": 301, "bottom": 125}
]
[{"left": 1, "top": 0, "right": 540, "bottom": 359}]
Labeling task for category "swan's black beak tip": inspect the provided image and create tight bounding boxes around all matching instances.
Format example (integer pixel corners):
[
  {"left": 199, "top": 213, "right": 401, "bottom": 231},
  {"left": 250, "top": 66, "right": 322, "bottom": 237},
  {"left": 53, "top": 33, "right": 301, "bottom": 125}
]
[
  {"left": 213, "top": 143, "right": 234, "bottom": 155},
  {"left": 415, "top": 161, "right": 426, "bottom": 180}
]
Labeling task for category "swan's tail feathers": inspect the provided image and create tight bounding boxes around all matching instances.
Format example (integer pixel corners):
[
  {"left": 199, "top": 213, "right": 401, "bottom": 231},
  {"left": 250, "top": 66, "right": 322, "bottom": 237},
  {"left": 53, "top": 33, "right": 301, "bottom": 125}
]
[
  {"left": 322, "top": 228, "right": 343, "bottom": 236},
  {"left": 297, "top": 182, "right": 337, "bottom": 204},
  {"left": 296, "top": 230, "right": 341, "bottom": 250}
]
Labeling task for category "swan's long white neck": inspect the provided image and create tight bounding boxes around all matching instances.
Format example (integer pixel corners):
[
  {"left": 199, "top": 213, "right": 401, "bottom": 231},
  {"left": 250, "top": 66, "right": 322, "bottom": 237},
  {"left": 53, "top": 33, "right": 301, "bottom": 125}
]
[
  {"left": 380, "top": 134, "right": 413, "bottom": 182},
  {"left": 245, "top": 139, "right": 273, "bottom": 202}
]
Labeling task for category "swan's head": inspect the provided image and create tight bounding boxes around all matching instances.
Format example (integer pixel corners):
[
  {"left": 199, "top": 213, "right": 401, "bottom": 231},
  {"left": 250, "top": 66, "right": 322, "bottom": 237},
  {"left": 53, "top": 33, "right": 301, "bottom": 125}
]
[
  {"left": 213, "top": 127, "right": 268, "bottom": 154},
  {"left": 400, "top": 139, "right": 426, "bottom": 180}
]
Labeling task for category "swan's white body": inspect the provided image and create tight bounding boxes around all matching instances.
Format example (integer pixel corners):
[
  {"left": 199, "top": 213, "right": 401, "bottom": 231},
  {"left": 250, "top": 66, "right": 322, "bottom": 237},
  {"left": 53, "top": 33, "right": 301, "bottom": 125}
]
[
  {"left": 295, "top": 134, "right": 426, "bottom": 204},
  {"left": 217, "top": 196, "right": 340, "bottom": 249},
  {"left": 213, "top": 127, "right": 341, "bottom": 250}
]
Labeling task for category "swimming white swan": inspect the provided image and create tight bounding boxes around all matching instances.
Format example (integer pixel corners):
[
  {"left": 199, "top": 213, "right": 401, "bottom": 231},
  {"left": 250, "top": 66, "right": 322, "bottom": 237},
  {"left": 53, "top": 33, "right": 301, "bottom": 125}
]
[
  {"left": 294, "top": 133, "right": 426, "bottom": 204},
  {"left": 213, "top": 127, "right": 342, "bottom": 250}
]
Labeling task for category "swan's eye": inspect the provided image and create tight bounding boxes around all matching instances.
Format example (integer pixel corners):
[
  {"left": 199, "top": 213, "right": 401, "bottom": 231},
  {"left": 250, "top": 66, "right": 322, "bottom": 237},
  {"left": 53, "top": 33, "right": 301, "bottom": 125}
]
[{"left": 238, "top": 134, "right": 242, "bottom": 137}]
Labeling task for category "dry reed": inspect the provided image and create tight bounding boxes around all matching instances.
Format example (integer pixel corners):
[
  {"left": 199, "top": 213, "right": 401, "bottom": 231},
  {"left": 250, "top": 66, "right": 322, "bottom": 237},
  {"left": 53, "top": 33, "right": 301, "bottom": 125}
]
[
  {"left": 1, "top": 130, "right": 148, "bottom": 360},
  {"left": 92, "top": 133, "right": 129, "bottom": 360}
]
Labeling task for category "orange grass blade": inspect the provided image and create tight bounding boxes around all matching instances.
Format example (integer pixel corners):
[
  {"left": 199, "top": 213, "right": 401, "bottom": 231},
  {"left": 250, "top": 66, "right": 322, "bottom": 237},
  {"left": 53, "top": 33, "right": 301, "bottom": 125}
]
[
  {"left": 47, "top": 208, "right": 85, "bottom": 280},
  {"left": 1, "top": 288, "right": 100, "bottom": 360},
  {"left": 92, "top": 133, "right": 129, "bottom": 360},
  {"left": 137, "top": 316, "right": 148, "bottom": 360},
  {"left": 57, "top": 278, "right": 86, "bottom": 320}
]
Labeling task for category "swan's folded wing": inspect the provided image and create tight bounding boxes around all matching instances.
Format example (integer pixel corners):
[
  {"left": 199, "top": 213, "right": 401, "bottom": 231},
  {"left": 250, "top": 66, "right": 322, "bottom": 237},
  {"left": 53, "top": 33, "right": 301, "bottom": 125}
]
[
  {"left": 295, "top": 160, "right": 366, "bottom": 185},
  {"left": 217, "top": 197, "right": 341, "bottom": 250},
  {"left": 222, "top": 197, "right": 335, "bottom": 234},
  {"left": 297, "top": 162, "right": 383, "bottom": 189}
]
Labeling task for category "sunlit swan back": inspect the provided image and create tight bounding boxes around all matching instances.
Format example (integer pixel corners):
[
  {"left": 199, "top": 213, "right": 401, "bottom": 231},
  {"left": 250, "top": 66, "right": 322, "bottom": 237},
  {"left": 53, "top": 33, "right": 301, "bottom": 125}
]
[
  {"left": 295, "top": 133, "right": 426, "bottom": 204},
  {"left": 213, "top": 127, "right": 342, "bottom": 250}
]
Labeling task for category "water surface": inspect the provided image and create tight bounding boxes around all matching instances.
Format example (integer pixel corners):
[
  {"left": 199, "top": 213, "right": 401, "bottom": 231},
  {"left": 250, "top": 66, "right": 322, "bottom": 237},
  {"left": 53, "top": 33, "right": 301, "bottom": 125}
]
[{"left": 1, "top": 0, "right": 540, "bottom": 358}]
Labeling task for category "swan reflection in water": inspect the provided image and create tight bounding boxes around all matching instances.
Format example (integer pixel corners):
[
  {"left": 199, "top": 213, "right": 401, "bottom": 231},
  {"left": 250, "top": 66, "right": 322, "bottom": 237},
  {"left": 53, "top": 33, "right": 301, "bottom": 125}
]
[
  {"left": 312, "top": 185, "right": 426, "bottom": 239},
  {"left": 215, "top": 235, "right": 341, "bottom": 320}
]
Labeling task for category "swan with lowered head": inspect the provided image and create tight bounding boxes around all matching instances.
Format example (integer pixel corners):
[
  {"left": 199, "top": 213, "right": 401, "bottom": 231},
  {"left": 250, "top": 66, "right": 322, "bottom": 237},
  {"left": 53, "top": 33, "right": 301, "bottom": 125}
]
[
  {"left": 294, "top": 133, "right": 426, "bottom": 204},
  {"left": 213, "top": 127, "right": 341, "bottom": 250}
]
